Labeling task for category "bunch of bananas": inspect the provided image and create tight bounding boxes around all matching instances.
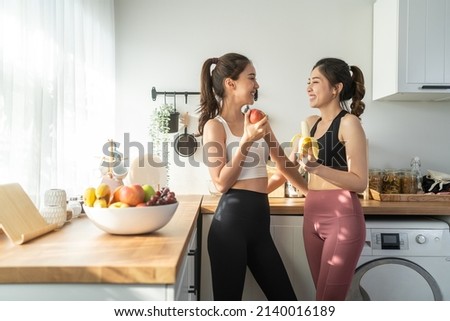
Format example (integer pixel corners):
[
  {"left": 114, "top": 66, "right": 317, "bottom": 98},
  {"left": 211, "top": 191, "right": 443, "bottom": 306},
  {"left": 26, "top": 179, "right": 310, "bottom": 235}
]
[{"left": 83, "top": 183, "right": 111, "bottom": 208}]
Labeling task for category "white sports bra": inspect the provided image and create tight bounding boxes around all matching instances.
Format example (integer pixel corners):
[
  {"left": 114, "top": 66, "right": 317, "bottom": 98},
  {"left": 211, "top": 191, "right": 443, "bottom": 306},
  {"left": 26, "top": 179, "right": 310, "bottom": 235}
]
[{"left": 215, "top": 116, "right": 268, "bottom": 181}]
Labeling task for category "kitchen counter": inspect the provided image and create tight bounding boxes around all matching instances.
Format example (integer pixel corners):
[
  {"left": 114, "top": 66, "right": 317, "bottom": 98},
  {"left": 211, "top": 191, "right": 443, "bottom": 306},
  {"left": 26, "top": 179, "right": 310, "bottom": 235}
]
[
  {"left": 0, "top": 195, "right": 202, "bottom": 286},
  {"left": 201, "top": 195, "right": 450, "bottom": 215}
]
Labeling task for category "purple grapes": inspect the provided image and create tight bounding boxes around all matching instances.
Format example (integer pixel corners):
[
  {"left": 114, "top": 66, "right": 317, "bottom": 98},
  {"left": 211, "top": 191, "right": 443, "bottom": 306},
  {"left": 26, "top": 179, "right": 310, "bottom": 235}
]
[{"left": 145, "top": 187, "right": 177, "bottom": 206}]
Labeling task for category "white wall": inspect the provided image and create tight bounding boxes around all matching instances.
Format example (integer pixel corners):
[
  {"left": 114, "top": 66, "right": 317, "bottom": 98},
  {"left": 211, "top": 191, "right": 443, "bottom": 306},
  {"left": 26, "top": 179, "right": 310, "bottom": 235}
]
[{"left": 114, "top": 0, "right": 450, "bottom": 195}]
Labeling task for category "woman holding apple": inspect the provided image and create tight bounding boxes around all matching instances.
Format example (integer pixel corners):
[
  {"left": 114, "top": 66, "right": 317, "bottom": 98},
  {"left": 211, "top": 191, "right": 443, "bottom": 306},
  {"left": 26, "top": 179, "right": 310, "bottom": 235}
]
[
  {"left": 267, "top": 57, "right": 367, "bottom": 301},
  {"left": 197, "top": 53, "right": 301, "bottom": 301}
]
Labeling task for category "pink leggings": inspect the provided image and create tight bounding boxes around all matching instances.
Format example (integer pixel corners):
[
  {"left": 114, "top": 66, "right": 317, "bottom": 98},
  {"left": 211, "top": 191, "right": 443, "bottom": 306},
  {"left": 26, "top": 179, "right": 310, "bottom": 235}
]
[{"left": 304, "top": 190, "right": 365, "bottom": 300}]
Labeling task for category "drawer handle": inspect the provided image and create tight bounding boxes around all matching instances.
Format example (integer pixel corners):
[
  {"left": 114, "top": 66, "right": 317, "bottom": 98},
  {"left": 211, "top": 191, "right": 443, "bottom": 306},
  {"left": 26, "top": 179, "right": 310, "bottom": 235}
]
[
  {"left": 188, "top": 285, "right": 197, "bottom": 294},
  {"left": 420, "top": 85, "right": 450, "bottom": 90}
]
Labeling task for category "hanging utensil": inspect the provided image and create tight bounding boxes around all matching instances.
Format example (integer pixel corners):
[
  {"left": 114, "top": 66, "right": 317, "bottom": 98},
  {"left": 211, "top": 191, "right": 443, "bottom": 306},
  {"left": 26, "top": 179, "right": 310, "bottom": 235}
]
[{"left": 174, "top": 112, "right": 198, "bottom": 157}]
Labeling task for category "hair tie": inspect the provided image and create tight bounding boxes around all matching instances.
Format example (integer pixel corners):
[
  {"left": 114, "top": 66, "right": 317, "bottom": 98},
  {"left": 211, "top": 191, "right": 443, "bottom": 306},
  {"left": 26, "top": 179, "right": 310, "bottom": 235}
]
[{"left": 211, "top": 57, "right": 219, "bottom": 64}]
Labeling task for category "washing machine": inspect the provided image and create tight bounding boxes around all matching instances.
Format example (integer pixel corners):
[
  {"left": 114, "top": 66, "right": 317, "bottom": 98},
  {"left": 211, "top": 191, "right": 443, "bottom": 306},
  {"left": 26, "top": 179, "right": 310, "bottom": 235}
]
[{"left": 347, "top": 216, "right": 450, "bottom": 301}]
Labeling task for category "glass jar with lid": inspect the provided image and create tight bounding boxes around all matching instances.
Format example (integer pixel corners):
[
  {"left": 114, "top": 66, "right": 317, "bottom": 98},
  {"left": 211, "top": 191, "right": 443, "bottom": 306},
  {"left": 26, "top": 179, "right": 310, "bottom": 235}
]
[{"left": 382, "top": 168, "right": 401, "bottom": 194}]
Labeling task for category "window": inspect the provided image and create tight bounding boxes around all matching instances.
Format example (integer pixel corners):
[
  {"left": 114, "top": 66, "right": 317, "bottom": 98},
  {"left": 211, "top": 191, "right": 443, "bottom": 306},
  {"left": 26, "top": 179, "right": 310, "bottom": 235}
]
[{"left": 0, "top": 0, "right": 115, "bottom": 204}]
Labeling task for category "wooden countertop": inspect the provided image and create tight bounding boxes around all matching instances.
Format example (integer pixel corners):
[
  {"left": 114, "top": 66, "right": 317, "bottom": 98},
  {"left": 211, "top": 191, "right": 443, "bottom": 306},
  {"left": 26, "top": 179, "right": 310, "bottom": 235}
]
[
  {"left": 0, "top": 195, "right": 202, "bottom": 284},
  {"left": 2, "top": 194, "right": 448, "bottom": 285},
  {"left": 201, "top": 195, "right": 450, "bottom": 215}
]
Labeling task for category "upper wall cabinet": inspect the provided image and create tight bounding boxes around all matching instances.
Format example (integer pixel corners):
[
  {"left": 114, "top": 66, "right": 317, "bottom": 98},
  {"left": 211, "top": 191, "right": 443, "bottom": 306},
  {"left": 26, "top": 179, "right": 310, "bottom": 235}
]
[{"left": 373, "top": 0, "right": 450, "bottom": 101}]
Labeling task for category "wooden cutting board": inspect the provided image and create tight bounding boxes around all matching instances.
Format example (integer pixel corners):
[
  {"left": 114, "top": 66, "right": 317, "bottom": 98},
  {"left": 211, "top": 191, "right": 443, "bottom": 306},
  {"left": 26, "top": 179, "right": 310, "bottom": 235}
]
[{"left": 0, "top": 183, "right": 57, "bottom": 244}]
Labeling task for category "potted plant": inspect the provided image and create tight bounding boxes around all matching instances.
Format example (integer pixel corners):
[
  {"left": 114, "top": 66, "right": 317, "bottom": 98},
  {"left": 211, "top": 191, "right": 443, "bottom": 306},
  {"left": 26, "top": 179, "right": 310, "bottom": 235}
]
[
  {"left": 148, "top": 103, "right": 179, "bottom": 184},
  {"left": 149, "top": 103, "right": 179, "bottom": 135}
]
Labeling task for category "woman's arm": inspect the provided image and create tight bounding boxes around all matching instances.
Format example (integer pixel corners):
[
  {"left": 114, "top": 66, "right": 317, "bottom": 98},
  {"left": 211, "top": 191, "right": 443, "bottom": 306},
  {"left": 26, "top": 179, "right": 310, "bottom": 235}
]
[
  {"left": 267, "top": 134, "right": 302, "bottom": 193},
  {"left": 264, "top": 126, "right": 308, "bottom": 196},
  {"left": 267, "top": 170, "right": 287, "bottom": 194}
]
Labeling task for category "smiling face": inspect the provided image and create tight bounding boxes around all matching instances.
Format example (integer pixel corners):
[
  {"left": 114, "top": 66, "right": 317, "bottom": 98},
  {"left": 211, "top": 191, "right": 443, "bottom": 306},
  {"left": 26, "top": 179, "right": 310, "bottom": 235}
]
[
  {"left": 228, "top": 63, "right": 259, "bottom": 106},
  {"left": 306, "top": 67, "right": 337, "bottom": 108}
]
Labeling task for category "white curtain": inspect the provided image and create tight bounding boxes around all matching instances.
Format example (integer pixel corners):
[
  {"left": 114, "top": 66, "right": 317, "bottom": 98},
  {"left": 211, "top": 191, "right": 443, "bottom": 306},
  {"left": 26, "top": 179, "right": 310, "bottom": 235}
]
[{"left": 0, "top": 0, "right": 115, "bottom": 205}]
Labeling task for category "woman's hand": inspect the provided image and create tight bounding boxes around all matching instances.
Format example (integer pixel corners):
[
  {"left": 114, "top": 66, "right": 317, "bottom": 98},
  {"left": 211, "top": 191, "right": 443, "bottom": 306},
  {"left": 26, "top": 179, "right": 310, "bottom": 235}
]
[
  {"left": 242, "top": 109, "right": 268, "bottom": 143},
  {"left": 298, "top": 150, "right": 321, "bottom": 174}
]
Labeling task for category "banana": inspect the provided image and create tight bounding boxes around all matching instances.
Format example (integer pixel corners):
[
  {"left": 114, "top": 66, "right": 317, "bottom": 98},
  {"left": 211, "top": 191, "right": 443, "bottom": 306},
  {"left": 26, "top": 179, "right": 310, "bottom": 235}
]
[
  {"left": 95, "top": 183, "right": 111, "bottom": 200},
  {"left": 83, "top": 187, "right": 96, "bottom": 207},
  {"left": 298, "top": 121, "right": 319, "bottom": 160}
]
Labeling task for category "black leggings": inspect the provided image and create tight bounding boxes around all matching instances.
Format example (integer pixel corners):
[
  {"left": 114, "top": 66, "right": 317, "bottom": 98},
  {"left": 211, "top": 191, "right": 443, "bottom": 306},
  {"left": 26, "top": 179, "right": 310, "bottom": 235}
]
[{"left": 208, "top": 189, "right": 297, "bottom": 301}]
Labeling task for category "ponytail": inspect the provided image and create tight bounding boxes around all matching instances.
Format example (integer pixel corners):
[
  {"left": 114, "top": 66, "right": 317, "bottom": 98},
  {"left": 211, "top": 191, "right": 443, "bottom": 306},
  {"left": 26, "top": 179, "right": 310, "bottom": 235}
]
[
  {"left": 198, "top": 58, "right": 220, "bottom": 136},
  {"left": 349, "top": 65, "right": 365, "bottom": 118}
]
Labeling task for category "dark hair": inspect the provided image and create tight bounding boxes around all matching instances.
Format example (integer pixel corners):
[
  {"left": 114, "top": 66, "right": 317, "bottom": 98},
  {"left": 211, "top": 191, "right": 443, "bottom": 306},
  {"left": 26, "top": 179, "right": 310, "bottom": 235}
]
[
  {"left": 197, "top": 53, "right": 251, "bottom": 135},
  {"left": 313, "top": 58, "right": 366, "bottom": 118}
]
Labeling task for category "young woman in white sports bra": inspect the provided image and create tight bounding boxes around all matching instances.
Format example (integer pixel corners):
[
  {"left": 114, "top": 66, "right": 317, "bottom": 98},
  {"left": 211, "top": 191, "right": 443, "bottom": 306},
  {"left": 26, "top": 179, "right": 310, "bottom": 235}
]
[{"left": 198, "top": 53, "right": 306, "bottom": 301}]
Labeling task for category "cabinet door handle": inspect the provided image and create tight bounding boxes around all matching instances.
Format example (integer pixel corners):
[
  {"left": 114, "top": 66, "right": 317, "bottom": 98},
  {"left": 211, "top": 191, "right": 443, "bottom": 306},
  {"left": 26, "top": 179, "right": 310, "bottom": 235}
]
[
  {"left": 188, "top": 249, "right": 197, "bottom": 256},
  {"left": 188, "top": 285, "right": 197, "bottom": 294},
  {"left": 420, "top": 85, "right": 450, "bottom": 90}
]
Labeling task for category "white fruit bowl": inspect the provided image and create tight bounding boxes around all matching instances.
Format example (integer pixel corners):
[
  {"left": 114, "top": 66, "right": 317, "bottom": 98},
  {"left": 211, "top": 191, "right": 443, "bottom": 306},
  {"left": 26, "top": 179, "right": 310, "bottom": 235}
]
[{"left": 84, "top": 202, "right": 179, "bottom": 235}]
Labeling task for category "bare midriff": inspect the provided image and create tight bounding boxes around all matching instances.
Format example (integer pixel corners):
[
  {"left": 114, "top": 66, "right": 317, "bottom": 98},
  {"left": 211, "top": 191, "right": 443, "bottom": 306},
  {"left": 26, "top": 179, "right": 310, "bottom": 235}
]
[
  {"left": 308, "top": 173, "right": 341, "bottom": 191},
  {"left": 232, "top": 177, "right": 269, "bottom": 194}
]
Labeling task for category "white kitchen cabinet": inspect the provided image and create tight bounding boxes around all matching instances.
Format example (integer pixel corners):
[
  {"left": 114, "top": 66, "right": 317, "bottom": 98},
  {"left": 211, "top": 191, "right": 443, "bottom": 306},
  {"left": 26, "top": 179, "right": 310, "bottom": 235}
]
[
  {"left": 174, "top": 226, "right": 198, "bottom": 301},
  {"left": 200, "top": 214, "right": 316, "bottom": 301},
  {"left": 373, "top": 0, "right": 450, "bottom": 101}
]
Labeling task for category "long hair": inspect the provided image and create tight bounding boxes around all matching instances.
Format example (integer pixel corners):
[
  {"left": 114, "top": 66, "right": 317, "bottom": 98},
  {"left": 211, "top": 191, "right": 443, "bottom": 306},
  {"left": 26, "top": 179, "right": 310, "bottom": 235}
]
[
  {"left": 197, "top": 53, "right": 251, "bottom": 135},
  {"left": 313, "top": 58, "right": 366, "bottom": 118}
]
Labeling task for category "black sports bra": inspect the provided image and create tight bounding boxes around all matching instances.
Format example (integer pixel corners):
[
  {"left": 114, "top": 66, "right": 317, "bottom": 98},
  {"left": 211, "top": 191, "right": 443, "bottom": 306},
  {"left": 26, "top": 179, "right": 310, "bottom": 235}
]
[{"left": 310, "top": 110, "right": 348, "bottom": 171}]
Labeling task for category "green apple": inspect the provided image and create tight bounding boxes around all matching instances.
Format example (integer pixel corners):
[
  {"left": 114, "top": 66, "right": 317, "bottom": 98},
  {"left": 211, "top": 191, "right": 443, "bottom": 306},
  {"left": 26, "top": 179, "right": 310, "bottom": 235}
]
[{"left": 142, "top": 184, "right": 156, "bottom": 202}]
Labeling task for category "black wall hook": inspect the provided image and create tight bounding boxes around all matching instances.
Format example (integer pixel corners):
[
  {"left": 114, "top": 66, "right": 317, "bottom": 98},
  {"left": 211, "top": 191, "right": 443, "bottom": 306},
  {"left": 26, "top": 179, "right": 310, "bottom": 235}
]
[{"left": 151, "top": 87, "right": 200, "bottom": 104}]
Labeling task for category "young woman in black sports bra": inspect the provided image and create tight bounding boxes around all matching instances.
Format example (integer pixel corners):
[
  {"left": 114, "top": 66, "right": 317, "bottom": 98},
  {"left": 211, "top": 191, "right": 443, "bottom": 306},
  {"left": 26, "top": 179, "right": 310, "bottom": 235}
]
[{"left": 267, "top": 57, "right": 368, "bottom": 300}]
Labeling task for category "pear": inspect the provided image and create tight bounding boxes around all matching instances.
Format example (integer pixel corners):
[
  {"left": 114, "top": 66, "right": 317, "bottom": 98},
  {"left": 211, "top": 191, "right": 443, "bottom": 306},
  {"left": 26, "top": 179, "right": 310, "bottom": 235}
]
[{"left": 83, "top": 187, "right": 96, "bottom": 207}]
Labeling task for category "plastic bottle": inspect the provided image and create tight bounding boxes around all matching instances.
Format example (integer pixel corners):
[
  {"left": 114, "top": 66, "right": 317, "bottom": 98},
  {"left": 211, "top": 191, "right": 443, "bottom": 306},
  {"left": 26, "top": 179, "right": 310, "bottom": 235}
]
[{"left": 410, "top": 156, "right": 423, "bottom": 193}]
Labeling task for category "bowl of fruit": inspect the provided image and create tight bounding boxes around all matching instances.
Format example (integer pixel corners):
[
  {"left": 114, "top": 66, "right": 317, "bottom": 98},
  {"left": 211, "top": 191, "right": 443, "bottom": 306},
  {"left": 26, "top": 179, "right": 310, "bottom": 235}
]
[{"left": 83, "top": 183, "right": 178, "bottom": 235}]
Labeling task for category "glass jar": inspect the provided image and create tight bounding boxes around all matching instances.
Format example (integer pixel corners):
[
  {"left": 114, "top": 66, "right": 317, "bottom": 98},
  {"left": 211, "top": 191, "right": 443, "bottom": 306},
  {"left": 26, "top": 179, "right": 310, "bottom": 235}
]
[
  {"left": 382, "top": 169, "right": 401, "bottom": 194},
  {"left": 67, "top": 197, "right": 83, "bottom": 218},
  {"left": 285, "top": 181, "right": 300, "bottom": 198},
  {"left": 400, "top": 169, "right": 418, "bottom": 194},
  {"left": 369, "top": 168, "right": 383, "bottom": 193}
]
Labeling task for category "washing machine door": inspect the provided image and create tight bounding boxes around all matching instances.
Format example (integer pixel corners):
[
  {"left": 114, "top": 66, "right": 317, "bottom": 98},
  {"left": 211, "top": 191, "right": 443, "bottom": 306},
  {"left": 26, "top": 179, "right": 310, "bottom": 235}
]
[{"left": 347, "top": 258, "right": 443, "bottom": 301}]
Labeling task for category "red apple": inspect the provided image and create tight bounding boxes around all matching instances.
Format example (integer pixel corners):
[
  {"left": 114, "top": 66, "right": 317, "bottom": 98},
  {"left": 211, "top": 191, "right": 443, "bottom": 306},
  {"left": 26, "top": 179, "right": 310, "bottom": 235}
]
[
  {"left": 248, "top": 108, "right": 266, "bottom": 124},
  {"left": 119, "top": 184, "right": 145, "bottom": 206}
]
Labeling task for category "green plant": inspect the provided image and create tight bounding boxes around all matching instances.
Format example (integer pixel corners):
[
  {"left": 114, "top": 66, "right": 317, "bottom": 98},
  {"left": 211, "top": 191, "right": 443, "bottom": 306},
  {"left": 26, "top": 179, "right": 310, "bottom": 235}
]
[
  {"left": 148, "top": 103, "right": 178, "bottom": 185},
  {"left": 150, "top": 103, "right": 176, "bottom": 135}
]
